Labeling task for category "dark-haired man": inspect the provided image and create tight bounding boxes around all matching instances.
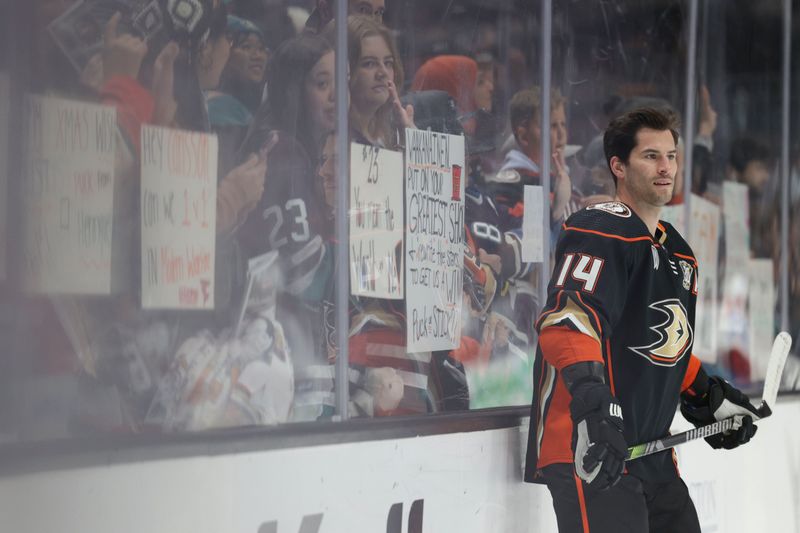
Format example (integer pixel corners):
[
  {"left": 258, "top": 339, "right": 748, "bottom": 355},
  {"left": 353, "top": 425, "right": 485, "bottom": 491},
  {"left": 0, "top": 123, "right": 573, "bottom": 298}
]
[{"left": 524, "top": 107, "right": 762, "bottom": 532}]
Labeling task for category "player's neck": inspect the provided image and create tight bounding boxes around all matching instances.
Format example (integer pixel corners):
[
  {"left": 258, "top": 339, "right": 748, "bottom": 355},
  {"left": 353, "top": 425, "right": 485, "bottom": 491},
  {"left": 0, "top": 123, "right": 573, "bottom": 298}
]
[{"left": 614, "top": 193, "right": 661, "bottom": 236}]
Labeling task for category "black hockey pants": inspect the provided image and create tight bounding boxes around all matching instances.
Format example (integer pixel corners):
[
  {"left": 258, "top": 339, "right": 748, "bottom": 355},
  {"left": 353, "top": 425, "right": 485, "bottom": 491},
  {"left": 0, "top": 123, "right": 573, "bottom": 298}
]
[{"left": 542, "top": 463, "right": 701, "bottom": 533}]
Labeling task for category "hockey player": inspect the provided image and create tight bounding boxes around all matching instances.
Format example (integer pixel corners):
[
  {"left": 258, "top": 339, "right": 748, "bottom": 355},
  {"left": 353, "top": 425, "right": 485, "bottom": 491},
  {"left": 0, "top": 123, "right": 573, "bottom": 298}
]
[{"left": 524, "top": 107, "right": 762, "bottom": 532}]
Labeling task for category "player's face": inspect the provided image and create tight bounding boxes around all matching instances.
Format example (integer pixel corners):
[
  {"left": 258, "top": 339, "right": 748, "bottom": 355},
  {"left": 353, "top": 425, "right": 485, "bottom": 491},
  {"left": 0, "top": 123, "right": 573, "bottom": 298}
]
[
  {"left": 350, "top": 35, "right": 394, "bottom": 113},
  {"left": 615, "top": 128, "right": 677, "bottom": 209},
  {"left": 349, "top": 0, "right": 385, "bottom": 22},
  {"left": 305, "top": 50, "right": 336, "bottom": 134}
]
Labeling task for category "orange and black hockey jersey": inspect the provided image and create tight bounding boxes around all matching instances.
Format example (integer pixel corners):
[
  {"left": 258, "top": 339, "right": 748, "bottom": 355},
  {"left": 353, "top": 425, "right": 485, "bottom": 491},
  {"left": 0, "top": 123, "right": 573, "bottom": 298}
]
[{"left": 524, "top": 201, "right": 703, "bottom": 484}]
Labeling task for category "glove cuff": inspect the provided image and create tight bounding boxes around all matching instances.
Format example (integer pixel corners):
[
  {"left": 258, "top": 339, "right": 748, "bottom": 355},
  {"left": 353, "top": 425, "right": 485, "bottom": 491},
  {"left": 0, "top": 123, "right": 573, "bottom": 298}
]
[
  {"left": 681, "top": 364, "right": 710, "bottom": 405},
  {"left": 562, "top": 361, "right": 605, "bottom": 393}
]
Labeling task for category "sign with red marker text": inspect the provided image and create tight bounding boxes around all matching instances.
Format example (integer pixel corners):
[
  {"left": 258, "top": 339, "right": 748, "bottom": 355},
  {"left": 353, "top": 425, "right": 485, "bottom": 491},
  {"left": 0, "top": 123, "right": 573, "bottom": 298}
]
[
  {"left": 349, "top": 142, "right": 404, "bottom": 299},
  {"left": 21, "top": 95, "right": 116, "bottom": 293},
  {"left": 404, "top": 128, "right": 465, "bottom": 352},
  {"left": 140, "top": 125, "right": 217, "bottom": 309}
]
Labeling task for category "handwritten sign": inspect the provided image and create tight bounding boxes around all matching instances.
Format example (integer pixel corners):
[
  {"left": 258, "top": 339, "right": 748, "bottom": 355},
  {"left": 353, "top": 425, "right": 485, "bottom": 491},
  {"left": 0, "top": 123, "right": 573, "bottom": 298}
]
[
  {"left": 748, "top": 258, "right": 774, "bottom": 381},
  {"left": 349, "top": 143, "right": 404, "bottom": 299},
  {"left": 687, "top": 194, "right": 720, "bottom": 363},
  {"left": 140, "top": 125, "right": 217, "bottom": 309},
  {"left": 722, "top": 181, "right": 750, "bottom": 268},
  {"left": 522, "top": 185, "right": 544, "bottom": 263},
  {"left": 404, "top": 128, "right": 465, "bottom": 352},
  {"left": 0, "top": 72, "right": 9, "bottom": 280},
  {"left": 21, "top": 95, "right": 116, "bottom": 293}
]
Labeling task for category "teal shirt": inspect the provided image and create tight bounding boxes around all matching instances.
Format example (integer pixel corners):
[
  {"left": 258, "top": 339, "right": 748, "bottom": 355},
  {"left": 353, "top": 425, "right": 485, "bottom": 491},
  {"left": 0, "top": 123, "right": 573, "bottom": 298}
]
[{"left": 206, "top": 93, "right": 253, "bottom": 127}]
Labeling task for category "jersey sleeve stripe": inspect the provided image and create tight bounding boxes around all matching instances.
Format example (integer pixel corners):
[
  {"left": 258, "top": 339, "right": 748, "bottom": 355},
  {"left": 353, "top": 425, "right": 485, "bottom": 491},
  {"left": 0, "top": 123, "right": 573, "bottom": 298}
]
[
  {"left": 535, "top": 290, "right": 565, "bottom": 331},
  {"left": 535, "top": 363, "right": 557, "bottom": 458},
  {"left": 673, "top": 252, "right": 698, "bottom": 266},
  {"left": 538, "top": 293, "right": 602, "bottom": 343},
  {"left": 575, "top": 292, "right": 604, "bottom": 339},
  {"left": 680, "top": 354, "right": 703, "bottom": 393},
  {"left": 563, "top": 224, "right": 654, "bottom": 243},
  {"left": 605, "top": 338, "right": 617, "bottom": 396},
  {"left": 539, "top": 326, "right": 603, "bottom": 369}
]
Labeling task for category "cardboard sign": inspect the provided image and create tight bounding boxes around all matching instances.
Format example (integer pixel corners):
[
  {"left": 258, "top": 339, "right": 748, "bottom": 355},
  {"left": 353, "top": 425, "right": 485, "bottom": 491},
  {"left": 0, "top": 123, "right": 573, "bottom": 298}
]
[
  {"left": 521, "top": 185, "right": 544, "bottom": 263},
  {"left": 748, "top": 258, "right": 775, "bottom": 381},
  {"left": 687, "top": 194, "right": 720, "bottom": 363},
  {"left": 349, "top": 143, "right": 404, "bottom": 299},
  {"left": 140, "top": 125, "right": 217, "bottom": 309},
  {"left": 21, "top": 95, "right": 116, "bottom": 294},
  {"left": 404, "top": 129, "right": 465, "bottom": 352},
  {"left": 722, "top": 181, "right": 750, "bottom": 267}
]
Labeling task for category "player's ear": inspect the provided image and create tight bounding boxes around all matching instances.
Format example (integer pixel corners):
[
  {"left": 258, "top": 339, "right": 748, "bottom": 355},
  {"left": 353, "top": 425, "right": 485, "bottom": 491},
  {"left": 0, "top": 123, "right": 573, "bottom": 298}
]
[{"left": 610, "top": 156, "right": 626, "bottom": 182}]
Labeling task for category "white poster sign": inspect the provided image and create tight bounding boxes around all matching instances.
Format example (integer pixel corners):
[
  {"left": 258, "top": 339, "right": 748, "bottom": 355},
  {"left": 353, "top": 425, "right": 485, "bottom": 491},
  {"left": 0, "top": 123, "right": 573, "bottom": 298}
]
[
  {"left": 404, "top": 128, "right": 465, "bottom": 352},
  {"left": 349, "top": 142, "right": 404, "bottom": 299},
  {"left": 687, "top": 194, "right": 720, "bottom": 363},
  {"left": 522, "top": 185, "right": 544, "bottom": 263},
  {"left": 21, "top": 95, "right": 116, "bottom": 293},
  {"left": 722, "top": 181, "right": 750, "bottom": 268},
  {"left": 748, "top": 258, "right": 774, "bottom": 381},
  {"left": 140, "top": 125, "right": 217, "bottom": 309},
  {"left": 0, "top": 72, "right": 9, "bottom": 280}
]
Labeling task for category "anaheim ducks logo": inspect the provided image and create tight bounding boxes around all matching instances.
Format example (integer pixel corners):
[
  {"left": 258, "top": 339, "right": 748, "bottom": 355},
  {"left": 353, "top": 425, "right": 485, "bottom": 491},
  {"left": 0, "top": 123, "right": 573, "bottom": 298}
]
[{"left": 629, "top": 299, "right": 693, "bottom": 367}]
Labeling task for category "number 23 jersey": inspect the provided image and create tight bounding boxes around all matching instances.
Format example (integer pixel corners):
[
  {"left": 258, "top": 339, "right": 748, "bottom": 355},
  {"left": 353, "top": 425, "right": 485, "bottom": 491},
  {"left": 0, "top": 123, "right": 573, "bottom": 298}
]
[{"left": 524, "top": 201, "right": 699, "bottom": 484}]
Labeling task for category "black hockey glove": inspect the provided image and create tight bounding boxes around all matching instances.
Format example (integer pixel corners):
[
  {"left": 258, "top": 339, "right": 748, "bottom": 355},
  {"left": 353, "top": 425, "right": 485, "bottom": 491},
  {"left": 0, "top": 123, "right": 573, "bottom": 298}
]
[
  {"left": 563, "top": 361, "right": 627, "bottom": 490},
  {"left": 680, "top": 367, "right": 760, "bottom": 450}
]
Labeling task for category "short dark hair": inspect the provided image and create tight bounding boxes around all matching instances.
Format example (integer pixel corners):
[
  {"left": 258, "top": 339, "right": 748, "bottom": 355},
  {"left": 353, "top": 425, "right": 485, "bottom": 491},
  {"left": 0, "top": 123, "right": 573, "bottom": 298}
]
[{"left": 603, "top": 107, "right": 680, "bottom": 186}]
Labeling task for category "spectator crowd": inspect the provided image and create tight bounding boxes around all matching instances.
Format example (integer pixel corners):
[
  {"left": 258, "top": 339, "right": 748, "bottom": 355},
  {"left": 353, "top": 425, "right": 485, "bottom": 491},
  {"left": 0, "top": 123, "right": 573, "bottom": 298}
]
[{"left": 1, "top": 0, "right": 796, "bottom": 439}]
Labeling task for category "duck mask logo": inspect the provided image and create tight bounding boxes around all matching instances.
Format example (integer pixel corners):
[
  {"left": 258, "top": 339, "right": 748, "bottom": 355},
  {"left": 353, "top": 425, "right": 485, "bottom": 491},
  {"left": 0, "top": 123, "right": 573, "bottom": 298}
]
[{"left": 629, "top": 298, "right": 693, "bottom": 367}]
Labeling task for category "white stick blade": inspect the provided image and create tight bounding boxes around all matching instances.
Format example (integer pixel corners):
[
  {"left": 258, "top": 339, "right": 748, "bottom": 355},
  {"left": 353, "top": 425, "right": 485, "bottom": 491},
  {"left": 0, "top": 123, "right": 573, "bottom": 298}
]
[{"left": 761, "top": 331, "right": 792, "bottom": 409}]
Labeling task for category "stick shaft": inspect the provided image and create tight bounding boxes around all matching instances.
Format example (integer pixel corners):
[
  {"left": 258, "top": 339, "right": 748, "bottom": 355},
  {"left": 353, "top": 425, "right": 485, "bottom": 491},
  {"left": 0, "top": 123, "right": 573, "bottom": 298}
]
[{"left": 627, "top": 417, "right": 739, "bottom": 460}]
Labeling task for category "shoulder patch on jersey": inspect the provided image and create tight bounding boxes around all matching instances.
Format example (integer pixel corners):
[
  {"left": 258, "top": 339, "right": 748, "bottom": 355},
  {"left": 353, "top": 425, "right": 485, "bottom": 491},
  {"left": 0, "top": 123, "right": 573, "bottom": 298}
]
[
  {"left": 489, "top": 169, "right": 521, "bottom": 184},
  {"left": 585, "top": 201, "right": 631, "bottom": 217},
  {"left": 678, "top": 260, "right": 693, "bottom": 290}
]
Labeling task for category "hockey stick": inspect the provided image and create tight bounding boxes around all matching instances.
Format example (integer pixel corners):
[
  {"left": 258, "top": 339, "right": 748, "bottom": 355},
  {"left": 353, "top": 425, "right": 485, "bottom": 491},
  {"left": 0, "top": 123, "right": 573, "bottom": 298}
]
[{"left": 627, "top": 331, "right": 792, "bottom": 461}]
